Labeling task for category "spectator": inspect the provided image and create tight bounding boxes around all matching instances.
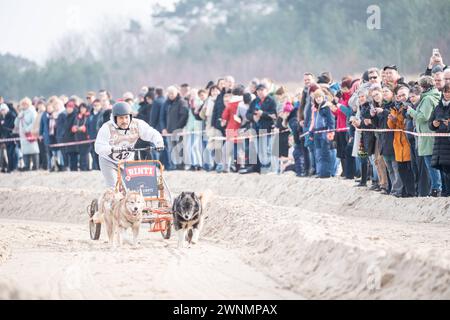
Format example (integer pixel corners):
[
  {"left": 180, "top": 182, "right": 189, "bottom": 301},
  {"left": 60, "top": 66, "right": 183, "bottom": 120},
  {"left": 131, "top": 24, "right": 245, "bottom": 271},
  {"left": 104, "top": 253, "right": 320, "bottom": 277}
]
[
  {"left": 429, "top": 82, "right": 450, "bottom": 196},
  {"left": 211, "top": 78, "right": 228, "bottom": 172},
  {"left": 221, "top": 86, "right": 244, "bottom": 172},
  {"left": 87, "top": 99, "right": 102, "bottom": 170},
  {"left": 408, "top": 85, "right": 431, "bottom": 196},
  {"left": 369, "top": 86, "right": 389, "bottom": 193},
  {"left": 72, "top": 103, "right": 90, "bottom": 171},
  {"left": 330, "top": 77, "right": 352, "bottom": 178},
  {"left": 387, "top": 86, "right": 416, "bottom": 197},
  {"left": 97, "top": 96, "right": 112, "bottom": 130},
  {"left": 310, "top": 89, "right": 335, "bottom": 179},
  {"left": 33, "top": 100, "right": 48, "bottom": 170},
  {"left": 407, "top": 76, "right": 442, "bottom": 197},
  {"left": 63, "top": 101, "right": 79, "bottom": 171},
  {"left": 199, "top": 85, "right": 221, "bottom": 171},
  {"left": 184, "top": 88, "right": 203, "bottom": 171},
  {"left": 276, "top": 98, "right": 294, "bottom": 174},
  {"left": 299, "top": 72, "right": 317, "bottom": 176},
  {"left": 244, "top": 83, "right": 277, "bottom": 174},
  {"left": 135, "top": 92, "right": 154, "bottom": 160},
  {"left": 425, "top": 49, "right": 448, "bottom": 76},
  {"left": 375, "top": 85, "right": 403, "bottom": 196},
  {"left": 14, "top": 97, "right": 40, "bottom": 171},
  {"left": 161, "top": 86, "right": 189, "bottom": 170},
  {"left": 39, "top": 102, "right": 58, "bottom": 172},
  {"left": 151, "top": 88, "right": 165, "bottom": 132},
  {"left": 354, "top": 89, "right": 374, "bottom": 187}
]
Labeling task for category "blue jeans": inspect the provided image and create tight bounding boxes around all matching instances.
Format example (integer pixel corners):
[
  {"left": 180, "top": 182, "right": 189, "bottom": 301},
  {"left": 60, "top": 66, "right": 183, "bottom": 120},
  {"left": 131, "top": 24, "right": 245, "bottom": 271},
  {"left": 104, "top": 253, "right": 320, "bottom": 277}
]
[
  {"left": 424, "top": 155, "right": 442, "bottom": 191},
  {"left": 330, "top": 148, "right": 338, "bottom": 177},
  {"left": 314, "top": 136, "right": 331, "bottom": 178}
]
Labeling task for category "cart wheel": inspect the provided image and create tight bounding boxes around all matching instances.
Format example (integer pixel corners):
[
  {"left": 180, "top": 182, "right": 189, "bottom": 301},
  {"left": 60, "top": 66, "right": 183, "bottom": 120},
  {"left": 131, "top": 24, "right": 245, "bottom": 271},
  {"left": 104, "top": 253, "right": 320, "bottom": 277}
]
[
  {"left": 161, "top": 221, "right": 172, "bottom": 240},
  {"left": 89, "top": 199, "right": 101, "bottom": 240}
]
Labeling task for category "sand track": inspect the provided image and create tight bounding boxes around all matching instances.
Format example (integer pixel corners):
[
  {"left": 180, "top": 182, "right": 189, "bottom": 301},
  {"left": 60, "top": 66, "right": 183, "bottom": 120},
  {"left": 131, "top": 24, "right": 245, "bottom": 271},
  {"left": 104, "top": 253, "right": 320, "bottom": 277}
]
[{"left": 0, "top": 171, "right": 449, "bottom": 299}]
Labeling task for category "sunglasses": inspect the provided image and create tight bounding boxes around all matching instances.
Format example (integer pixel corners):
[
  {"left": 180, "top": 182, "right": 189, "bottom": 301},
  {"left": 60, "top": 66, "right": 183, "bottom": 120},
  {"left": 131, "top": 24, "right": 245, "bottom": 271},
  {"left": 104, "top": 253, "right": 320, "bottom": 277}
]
[{"left": 369, "top": 76, "right": 378, "bottom": 80}]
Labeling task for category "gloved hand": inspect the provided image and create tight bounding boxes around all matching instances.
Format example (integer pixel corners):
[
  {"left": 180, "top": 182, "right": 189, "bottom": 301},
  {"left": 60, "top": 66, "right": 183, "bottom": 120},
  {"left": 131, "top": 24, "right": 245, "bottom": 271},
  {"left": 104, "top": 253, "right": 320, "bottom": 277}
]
[{"left": 111, "top": 146, "right": 132, "bottom": 153}]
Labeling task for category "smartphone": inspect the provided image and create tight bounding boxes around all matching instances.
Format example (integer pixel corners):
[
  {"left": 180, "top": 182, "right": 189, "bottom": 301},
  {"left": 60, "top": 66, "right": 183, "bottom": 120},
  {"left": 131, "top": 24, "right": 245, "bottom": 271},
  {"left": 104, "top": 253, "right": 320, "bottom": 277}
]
[{"left": 433, "top": 48, "right": 440, "bottom": 57}]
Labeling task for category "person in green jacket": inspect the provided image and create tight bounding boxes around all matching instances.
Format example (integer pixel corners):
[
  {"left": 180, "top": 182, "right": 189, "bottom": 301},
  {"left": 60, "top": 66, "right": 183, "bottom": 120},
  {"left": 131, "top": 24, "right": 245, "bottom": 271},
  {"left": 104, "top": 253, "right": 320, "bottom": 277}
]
[{"left": 407, "top": 76, "right": 442, "bottom": 196}]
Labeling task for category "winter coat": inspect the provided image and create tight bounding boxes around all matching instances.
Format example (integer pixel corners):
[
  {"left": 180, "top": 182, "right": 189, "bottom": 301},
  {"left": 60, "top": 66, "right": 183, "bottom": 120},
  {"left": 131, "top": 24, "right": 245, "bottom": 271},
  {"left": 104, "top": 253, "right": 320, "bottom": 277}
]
[
  {"left": 311, "top": 102, "right": 335, "bottom": 140},
  {"left": 39, "top": 112, "right": 58, "bottom": 146},
  {"left": 72, "top": 112, "right": 90, "bottom": 153},
  {"left": 222, "top": 98, "right": 242, "bottom": 142},
  {"left": 151, "top": 96, "right": 165, "bottom": 132},
  {"left": 87, "top": 111, "right": 101, "bottom": 140},
  {"left": 162, "top": 95, "right": 189, "bottom": 134},
  {"left": 375, "top": 101, "right": 396, "bottom": 157},
  {"left": 429, "top": 98, "right": 450, "bottom": 169},
  {"left": 387, "top": 106, "right": 411, "bottom": 162},
  {"left": 246, "top": 95, "right": 277, "bottom": 133},
  {"left": 0, "top": 111, "right": 15, "bottom": 140},
  {"left": 407, "top": 88, "right": 441, "bottom": 156},
  {"left": 62, "top": 111, "right": 78, "bottom": 153},
  {"left": 211, "top": 90, "right": 226, "bottom": 136},
  {"left": 359, "top": 102, "right": 376, "bottom": 155},
  {"left": 136, "top": 102, "right": 152, "bottom": 125},
  {"left": 14, "top": 107, "right": 39, "bottom": 155}
]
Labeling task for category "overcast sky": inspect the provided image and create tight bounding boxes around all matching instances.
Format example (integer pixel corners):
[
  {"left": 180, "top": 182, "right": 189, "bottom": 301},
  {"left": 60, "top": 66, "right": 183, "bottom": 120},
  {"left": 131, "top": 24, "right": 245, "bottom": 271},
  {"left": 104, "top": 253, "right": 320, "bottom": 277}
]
[{"left": 0, "top": 0, "right": 173, "bottom": 64}]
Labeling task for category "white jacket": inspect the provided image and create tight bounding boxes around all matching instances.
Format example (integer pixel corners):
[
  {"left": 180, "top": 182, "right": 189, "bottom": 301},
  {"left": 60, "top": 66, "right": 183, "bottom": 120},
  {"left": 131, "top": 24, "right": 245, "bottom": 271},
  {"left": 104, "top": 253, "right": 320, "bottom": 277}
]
[{"left": 95, "top": 118, "right": 164, "bottom": 164}]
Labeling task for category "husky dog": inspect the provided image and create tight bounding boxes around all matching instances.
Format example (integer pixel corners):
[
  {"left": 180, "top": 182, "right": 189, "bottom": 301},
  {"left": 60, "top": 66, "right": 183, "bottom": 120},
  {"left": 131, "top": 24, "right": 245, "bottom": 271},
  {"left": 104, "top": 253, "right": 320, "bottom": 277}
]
[
  {"left": 92, "top": 188, "right": 120, "bottom": 225},
  {"left": 107, "top": 191, "right": 146, "bottom": 247},
  {"left": 172, "top": 191, "right": 210, "bottom": 248}
]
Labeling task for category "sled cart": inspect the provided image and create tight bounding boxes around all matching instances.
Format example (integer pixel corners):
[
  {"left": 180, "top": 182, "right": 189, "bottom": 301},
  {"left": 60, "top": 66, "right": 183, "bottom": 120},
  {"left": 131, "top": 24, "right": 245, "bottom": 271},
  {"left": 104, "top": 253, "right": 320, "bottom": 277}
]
[{"left": 88, "top": 146, "right": 173, "bottom": 241}]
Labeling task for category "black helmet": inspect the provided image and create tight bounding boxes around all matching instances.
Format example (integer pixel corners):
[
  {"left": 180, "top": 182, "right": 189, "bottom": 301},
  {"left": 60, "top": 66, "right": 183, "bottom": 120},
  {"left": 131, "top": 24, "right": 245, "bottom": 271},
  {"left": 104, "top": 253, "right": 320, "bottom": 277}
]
[{"left": 112, "top": 102, "right": 132, "bottom": 117}]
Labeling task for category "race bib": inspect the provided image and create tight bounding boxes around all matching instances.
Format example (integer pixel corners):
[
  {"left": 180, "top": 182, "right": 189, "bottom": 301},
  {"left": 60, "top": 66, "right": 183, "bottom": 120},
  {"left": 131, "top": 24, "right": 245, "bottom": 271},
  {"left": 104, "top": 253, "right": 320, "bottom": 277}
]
[{"left": 109, "top": 151, "right": 133, "bottom": 161}]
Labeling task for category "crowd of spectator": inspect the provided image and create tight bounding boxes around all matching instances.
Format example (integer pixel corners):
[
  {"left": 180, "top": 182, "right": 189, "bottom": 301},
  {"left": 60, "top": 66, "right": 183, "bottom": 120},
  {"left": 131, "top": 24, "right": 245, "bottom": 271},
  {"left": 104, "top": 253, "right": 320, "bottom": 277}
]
[{"left": 1, "top": 49, "right": 449, "bottom": 197}]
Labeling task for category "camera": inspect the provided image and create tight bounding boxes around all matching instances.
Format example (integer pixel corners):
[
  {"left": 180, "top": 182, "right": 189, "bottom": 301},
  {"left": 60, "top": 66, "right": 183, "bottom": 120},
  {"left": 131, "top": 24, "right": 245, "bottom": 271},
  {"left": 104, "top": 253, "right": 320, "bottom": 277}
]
[
  {"left": 335, "top": 90, "right": 343, "bottom": 99},
  {"left": 433, "top": 48, "right": 440, "bottom": 57}
]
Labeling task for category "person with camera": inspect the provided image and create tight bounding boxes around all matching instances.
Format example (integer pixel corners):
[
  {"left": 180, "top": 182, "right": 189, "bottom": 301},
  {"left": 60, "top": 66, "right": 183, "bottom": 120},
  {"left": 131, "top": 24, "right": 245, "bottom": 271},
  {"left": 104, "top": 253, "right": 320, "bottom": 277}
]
[
  {"left": 429, "top": 83, "right": 450, "bottom": 196},
  {"left": 425, "top": 48, "right": 448, "bottom": 76},
  {"left": 95, "top": 102, "right": 164, "bottom": 188},
  {"left": 407, "top": 76, "right": 442, "bottom": 197},
  {"left": 387, "top": 86, "right": 416, "bottom": 197}
]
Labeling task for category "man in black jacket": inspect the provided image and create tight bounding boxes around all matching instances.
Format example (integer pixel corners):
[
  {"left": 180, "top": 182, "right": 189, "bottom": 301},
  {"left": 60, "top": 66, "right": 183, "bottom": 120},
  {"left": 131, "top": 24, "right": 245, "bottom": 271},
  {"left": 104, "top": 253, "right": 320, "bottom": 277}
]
[
  {"left": 161, "top": 86, "right": 189, "bottom": 170},
  {"left": 242, "top": 84, "right": 277, "bottom": 174}
]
